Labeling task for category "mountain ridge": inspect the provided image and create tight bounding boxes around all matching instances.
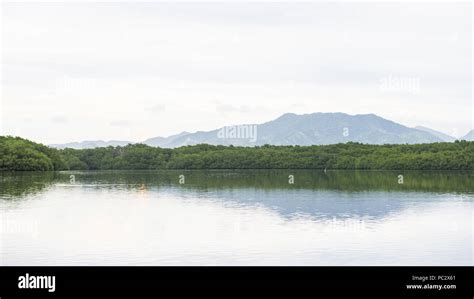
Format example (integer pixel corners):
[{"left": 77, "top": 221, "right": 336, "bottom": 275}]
[
  {"left": 49, "top": 112, "right": 456, "bottom": 149},
  {"left": 414, "top": 126, "right": 455, "bottom": 142},
  {"left": 50, "top": 140, "right": 133, "bottom": 149},
  {"left": 461, "top": 130, "right": 474, "bottom": 141}
]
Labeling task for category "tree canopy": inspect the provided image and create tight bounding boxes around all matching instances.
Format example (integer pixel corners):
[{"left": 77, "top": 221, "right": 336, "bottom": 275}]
[{"left": 1, "top": 136, "right": 473, "bottom": 171}]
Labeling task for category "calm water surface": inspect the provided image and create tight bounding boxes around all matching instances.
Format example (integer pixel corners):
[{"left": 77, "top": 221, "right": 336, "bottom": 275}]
[{"left": 0, "top": 170, "right": 473, "bottom": 265}]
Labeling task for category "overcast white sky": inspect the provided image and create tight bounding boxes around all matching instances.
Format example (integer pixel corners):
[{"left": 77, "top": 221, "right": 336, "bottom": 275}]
[{"left": 1, "top": 2, "right": 472, "bottom": 144}]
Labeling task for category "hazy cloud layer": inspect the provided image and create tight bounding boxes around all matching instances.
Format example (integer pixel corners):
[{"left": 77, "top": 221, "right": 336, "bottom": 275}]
[{"left": 1, "top": 2, "right": 472, "bottom": 143}]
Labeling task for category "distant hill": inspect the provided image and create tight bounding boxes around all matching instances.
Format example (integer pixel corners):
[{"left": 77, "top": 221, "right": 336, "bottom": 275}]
[
  {"left": 143, "top": 132, "right": 190, "bottom": 147},
  {"left": 461, "top": 130, "right": 474, "bottom": 141},
  {"left": 50, "top": 140, "right": 133, "bottom": 149},
  {"left": 50, "top": 112, "right": 446, "bottom": 149},
  {"left": 153, "top": 112, "right": 443, "bottom": 147},
  {"left": 50, "top": 132, "right": 191, "bottom": 149},
  {"left": 414, "top": 126, "right": 455, "bottom": 142}
]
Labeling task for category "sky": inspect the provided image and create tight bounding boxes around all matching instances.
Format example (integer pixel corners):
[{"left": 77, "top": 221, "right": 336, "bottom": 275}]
[{"left": 1, "top": 1, "right": 472, "bottom": 144}]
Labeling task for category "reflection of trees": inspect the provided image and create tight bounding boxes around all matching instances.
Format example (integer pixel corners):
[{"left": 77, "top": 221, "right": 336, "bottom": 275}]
[
  {"left": 58, "top": 170, "right": 474, "bottom": 193},
  {"left": 0, "top": 172, "right": 56, "bottom": 199},
  {"left": 63, "top": 169, "right": 471, "bottom": 220},
  {"left": 1, "top": 169, "right": 473, "bottom": 198},
  {"left": 1, "top": 170, "right": 472, "bottom": 220}
]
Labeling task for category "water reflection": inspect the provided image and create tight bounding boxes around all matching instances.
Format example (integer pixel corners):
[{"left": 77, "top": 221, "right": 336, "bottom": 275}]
[
  {"left": 0, "top": 170, "right": 472, "bottom": 265},
  {"left": 1, "top": 170, "right": 473, "bottom": 221},
  {"left": 51, "top": 170, "right": 474, "bottom": 193},
  {"left": 0, "top": 172, "right": 56, "bottom": 199}
]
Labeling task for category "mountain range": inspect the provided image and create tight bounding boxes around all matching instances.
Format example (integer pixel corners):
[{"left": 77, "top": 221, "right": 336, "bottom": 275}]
[
  {"left": 49, "top": 112, "right": 472, "bottom": 149},
  {"left": 413, "top": 126, "right": 456, "bottom": 142},
  {"left": 50, "top": 140, "right": 132, "bottom": 150},
  {"left": 461, "top": 130, "right": 474, "bottom": 141}
]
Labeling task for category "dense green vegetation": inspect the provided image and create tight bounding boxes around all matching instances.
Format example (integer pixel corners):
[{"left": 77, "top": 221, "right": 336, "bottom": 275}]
[
  {"left": 0, "top": 136, "right": 66, "bottom": 171},
  {"left": 1, "top": 136, "right": 473, "bottom": 171}
]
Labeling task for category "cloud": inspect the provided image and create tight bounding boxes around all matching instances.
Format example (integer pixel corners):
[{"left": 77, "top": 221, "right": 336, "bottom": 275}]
[
  {"left": 216, "top": 104, "right": 252, "bottom": 114},
  {"left": 109, "top": 120, "right": 132, "bottom": 127},
  {"left": 148, "top": 104, "right": 167, "bottom": 113},
  {"left": 1, "top": 2, "right": 471, "bottom": 144},
  {"left": 50, "top": 116, "right": 69, "bottom": 124}
]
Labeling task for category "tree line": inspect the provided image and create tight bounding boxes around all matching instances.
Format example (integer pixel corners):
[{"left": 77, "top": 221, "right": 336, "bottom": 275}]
[{"left": 1, "top": 136, "right": 473, "bottom": 171}]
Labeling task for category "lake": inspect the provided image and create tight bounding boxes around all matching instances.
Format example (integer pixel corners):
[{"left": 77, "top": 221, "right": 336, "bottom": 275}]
[{"left": 0, "top": 170, "right": 473, "bottom": 266}]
